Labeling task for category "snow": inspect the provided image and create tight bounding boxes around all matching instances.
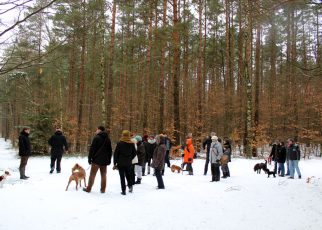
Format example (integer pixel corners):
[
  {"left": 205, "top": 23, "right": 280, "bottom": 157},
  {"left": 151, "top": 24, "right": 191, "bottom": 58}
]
[{"left": 0, "top": 138, "right": 322, "bottom": 230}]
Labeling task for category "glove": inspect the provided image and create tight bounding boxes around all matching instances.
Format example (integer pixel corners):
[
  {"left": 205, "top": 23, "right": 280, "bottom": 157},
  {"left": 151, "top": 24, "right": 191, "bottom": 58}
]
[
  {"left": 216, "top": 159, "right": 220, "bottom": 163},
  {"left": 181, "top": 154, "right": 184, "bottom": 157},
  {"left": 88, "top": 158, "right": 92, "bottom": 165}
]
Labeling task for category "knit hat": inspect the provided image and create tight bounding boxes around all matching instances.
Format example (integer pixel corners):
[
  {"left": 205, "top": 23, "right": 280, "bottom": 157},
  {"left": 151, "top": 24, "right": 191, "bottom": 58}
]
[
  {"left": 135, "top": 135, "right": 142, "bottom": 142},
  {"left": 122, "top": 130, "right": 131, "bottom": 138},
  {"left": 120, "top": 130, "right": 133, "bottom": 143},
  {"left": 211, "top": 136, "right": 218, "bottom": 141}
]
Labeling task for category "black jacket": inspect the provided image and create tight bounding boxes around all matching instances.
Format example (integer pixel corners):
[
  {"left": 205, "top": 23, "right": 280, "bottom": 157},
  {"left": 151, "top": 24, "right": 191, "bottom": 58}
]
[
  {"left": 203, "top": 137, "right": 212, "bottom": 156},
  {"left": 144, "top": 141, "right": 156, "bottom": 161},
  {"left": 113, "top": 141, "right": 137, "bottom": 168},
  {"left": 136, "top": 141, "right": 146, "bottom": 166},
  {"left": 18, "top": 131, "right": 31, "bottom": 156},
  {"left": 88, "top": 131, "right": 112, "bottom": 166},
  {"left": 288, "top": 144, "right": 301, "bottom": 161},
  {"left": 276, "top": 145, "right": 286, "bottom": 163},
  {"left": 270, "top": 144, "right": 278, "bottom": 161},
  {"left": 48, "top": 131, "right": 68, "bottom": 156}
]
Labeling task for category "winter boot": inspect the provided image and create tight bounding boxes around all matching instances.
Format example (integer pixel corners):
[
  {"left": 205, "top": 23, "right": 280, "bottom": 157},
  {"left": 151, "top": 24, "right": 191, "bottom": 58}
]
[
  {"left": 121, "top": 190, "right": 126, "bottom": 195},
  {"left": 135, "top": 178, "right": 141, "bottom": 184},
  {"left": 128, "top": 186, "right": 133, "bottom": 193},
  {"left": 147, "top": 166, "right": 151, "bottom": 175},
  {"left": 221, "top": 172, "right": 227, "bottom": 179}
]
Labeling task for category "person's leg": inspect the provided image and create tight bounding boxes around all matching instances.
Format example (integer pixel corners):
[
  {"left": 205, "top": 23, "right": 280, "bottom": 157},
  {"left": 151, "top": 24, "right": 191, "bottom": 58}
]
[
  {"left": 50, "top": 155, "right": 56, "bottom": 173},
  {"left": 294, "top": 160, "right": 301, "bottom": 178},
  {"left": 165, "top": 150, "right": 171, "bottom": 167},
  {"left": 211, "top": 163, "right": 215, "bottom": 181},
  {"left": 99, "top": 165, "right": 107, "bottom": 193},
  {"left": 118, "top": 167, "right": 126, "bottom": 194},
  {"left": 19, "top": 156, "right": 29, "bottom": 179},
  {"left": 286, "top": 160, "right": 290, "bottom": 175},
  {"left": 281, "top": 163, "right": 285, "bottom": 176},
  {"left": 204, "top": 153, "right": 209, "bottom": 175},
  {"left": 56, "top": 155, "right": 62, "bottom": 173},
  {"left": 124, "top": 166, "right": 133, "bottom": 192},
  {"left": 289, "top": 160, "right": 295, "bottom": 178},
  {"left": 274, "top": 161, "right": 277, "bottom": 174},
  {"left": 85, "top": 164, "right": 99, "bottom": 192},
  {"left": 155, "top": 169, "right": 165, "bottom": 188},
  {"left": 214, "top": 164, "right": 220, "bottom": 181}
]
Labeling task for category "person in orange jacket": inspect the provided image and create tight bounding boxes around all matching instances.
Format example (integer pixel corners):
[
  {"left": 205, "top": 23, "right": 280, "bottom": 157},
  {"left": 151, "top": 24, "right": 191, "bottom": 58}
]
[{"left": 182, "top": 133, "right": 195, "bottom": 175}]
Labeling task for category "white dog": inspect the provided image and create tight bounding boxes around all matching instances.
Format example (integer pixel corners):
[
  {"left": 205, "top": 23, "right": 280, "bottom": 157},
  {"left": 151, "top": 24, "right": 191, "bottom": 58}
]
[{"left": 0, "top": 171, "right": 11, "bottom": 188}]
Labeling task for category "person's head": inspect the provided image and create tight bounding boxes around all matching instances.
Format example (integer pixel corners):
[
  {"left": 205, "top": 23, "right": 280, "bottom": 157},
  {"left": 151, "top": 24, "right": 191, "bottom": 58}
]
[
  {"left": 210, "top": 132, "right": 216, "bottom": 137},
  {"left": 122, "top": 130, "right": 131, "bottom": 138},
  {"left": 96, "top": 126, "right": 105, "bottom": 134},
  {"left": 211, "top": 136, "right": 218, "bottom": 143},
  {"left": 22, "top": 127, "right": 30, "bottom": 134},
  {"left": 187, "top": 133, "right": 192, "bottom": 139},
  {"left": 135, "top": 135, "right": 142, "bottom": 143},
  {"left": 287, "top": 138, "right": 294, "bottom": 146}
]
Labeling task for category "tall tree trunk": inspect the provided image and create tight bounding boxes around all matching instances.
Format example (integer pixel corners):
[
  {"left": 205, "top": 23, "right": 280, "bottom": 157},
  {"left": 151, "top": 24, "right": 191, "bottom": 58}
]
[
  {"left": 106, "top": 0, "right": 116, "bottom": 132},
  {"left": 158, "top": 0, "right": 167, "bottom": 134},
  {"left": 76, "top": 0, "right": 87, "bottom": 153},
  {"left": 172, "top": 0, "right": 181, "bottom": 144}
]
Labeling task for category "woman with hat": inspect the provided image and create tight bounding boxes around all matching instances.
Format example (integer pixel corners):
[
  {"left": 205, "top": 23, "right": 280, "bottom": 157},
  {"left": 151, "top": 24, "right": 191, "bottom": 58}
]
[
  {"left": 209, "top": 136, "right": 223, "bottom": 182},
  {"left": 113, "top": 130, "right": 137, "bottom": 195}
]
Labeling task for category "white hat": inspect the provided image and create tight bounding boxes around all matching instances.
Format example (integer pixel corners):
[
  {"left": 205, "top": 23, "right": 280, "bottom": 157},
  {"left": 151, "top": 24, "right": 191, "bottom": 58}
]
[{"left": 211, "top": 136, "right": 218, "bottom": 141}]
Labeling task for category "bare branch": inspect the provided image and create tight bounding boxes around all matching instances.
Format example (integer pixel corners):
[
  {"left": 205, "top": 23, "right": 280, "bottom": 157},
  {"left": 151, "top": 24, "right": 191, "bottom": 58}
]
[{"left": 0, "top": 0, "right": 57, "bottom": 37}]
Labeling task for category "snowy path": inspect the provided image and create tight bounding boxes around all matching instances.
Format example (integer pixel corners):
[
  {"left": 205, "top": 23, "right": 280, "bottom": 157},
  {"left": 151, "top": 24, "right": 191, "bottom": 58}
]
[{"left": 0, "top": 138, "right": 322, "bottom": 230}]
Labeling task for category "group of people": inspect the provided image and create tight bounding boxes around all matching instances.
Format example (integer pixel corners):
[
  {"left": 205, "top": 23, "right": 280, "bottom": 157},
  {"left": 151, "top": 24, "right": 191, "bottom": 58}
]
[{"left": 269, "top": 138, "right": 302, "bottom": 179}]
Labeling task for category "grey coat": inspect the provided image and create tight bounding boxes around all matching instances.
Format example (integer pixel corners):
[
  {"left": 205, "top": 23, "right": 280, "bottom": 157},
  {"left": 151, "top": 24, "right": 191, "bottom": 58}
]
[{"left": 209, "top": 141, "right": 223, "bottom": 163}]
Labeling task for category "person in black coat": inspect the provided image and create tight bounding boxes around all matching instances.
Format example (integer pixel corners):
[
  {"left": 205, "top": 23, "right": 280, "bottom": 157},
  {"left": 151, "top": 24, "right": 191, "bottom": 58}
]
[
  {"left": 202, "top": 132, "right": 216, "bottom": 175},
  {"left": 143, "top": 136, "right": 157, "bottom": 175},
  {"left": 84, "top": 126, "right": 112, "bottom": 193},
  {"left": 269, "top": 142, "right": 278, "bottom": 174},
  {"left": 276, "top": 142, "right": 286, "bottom": 177},
  {"left": 18, "top": 127, "right": 31, "bottom": 179},
  {"left": 48, "top": 128, "right": 68, "bottom": 173},
  {"left": 113, "top": 130, "right": 137, "bottom": 195}
]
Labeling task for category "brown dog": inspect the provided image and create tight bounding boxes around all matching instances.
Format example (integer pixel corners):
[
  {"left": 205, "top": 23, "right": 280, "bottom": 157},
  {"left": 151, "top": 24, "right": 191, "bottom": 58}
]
[
  {"left": 65, "top": 163, "right": 86, "bottom": 191},
  {"left": 171, "top": 165, "right": 182, "bottom": 173}
]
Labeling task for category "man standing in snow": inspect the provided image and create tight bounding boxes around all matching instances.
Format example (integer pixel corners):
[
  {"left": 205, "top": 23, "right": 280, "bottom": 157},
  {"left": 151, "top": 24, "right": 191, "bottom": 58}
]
[
  {"left": 202, "top": 131, "right": 216, "bottom": 175},
  {"left": 84, "top": 126, "right": 112, "bottom": 193},
  {"left": 151, "top": 135, "right": 166, "bottom": 189},
  {"left": 287, "top": 138, "right": 302, "bottom": 179},
  {"left": 48, "top": 128, "right": 68, "bottom": 174},
  {"left": 18, "top": 127, "right": 31, "bottom": 180},
  {"left": 209, "top": 136, "right": 223, "bottom": 182}
]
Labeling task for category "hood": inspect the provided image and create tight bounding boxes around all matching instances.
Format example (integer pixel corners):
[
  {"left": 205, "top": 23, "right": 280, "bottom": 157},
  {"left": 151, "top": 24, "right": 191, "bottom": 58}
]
[
  {"left": 98, "top": 131, "right": 108, "bottom": 139},
  {"left": 55, "top": 130, "right": 63, "bottom": 135},
  {"left": 186, "top": 138, "right": 193, "bottom": 146}
]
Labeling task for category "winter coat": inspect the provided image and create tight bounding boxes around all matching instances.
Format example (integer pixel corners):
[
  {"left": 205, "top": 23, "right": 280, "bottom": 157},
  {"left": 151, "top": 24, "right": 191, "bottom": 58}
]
[
  {"left": 223, "top": 147, "right": 232, "bottom": 162},
  {"left": 151, "top": 136, "right": 166, "bottom": 171},
  {"left": 270, "top": 144, "right": 278, "bottom": 161},
  {"left": 48, "top": 131, "right": 68, "bottom": 156},
  {"left": 113, "top": 141, "right": 137, "bottom": 168},
  {"left": 183, "top": 138, "right": 195, "bottom": 163},
  {"left": 136, "top": 141, "right": 146, "bottom": 166},
  {"left": 288, "top": 144, "right": 301, "bottom": 161},
  {"left": 276, "top": 145, "right": 286, "bottom": 163},
  {"left": 88, "top": 131, "right": 113, "bottom": 166},
  {"left": 144, "top": 140, "right": 156, "bottom": 162},
  {"left": 18, "top": 131, "right": 31, "bottom": 156},
  {"left": 202, "top": 137, "right": 212, "bottom": 156},
  {"left": 209, "top": 141, "right": 223, "bottom": 164}
]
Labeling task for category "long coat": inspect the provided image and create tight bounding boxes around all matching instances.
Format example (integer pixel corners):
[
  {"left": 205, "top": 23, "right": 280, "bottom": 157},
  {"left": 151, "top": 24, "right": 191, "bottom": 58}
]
[
  {"left": 18, "top": 131, "right": 31, "bottom": 156},
  {"left": 136, "top": 141, "right": 146, "bottom": 166},
  {"left": 151, "top": 138, "right": 166, "bottom": 171},
  {"left": 113, "top": 141, "right": 137, "bottom": 168},
  {"left": 48, "top": 131, "right": 68, "bottom": 156},
  {"left": 209, "top": 141, "right": 223, "bottom": 164},
  {"left": 88, "top": 131, "right": 112, "bottom": 166},
  {"left": 183, "top": 138, "right": 195, "bottom": 163}
]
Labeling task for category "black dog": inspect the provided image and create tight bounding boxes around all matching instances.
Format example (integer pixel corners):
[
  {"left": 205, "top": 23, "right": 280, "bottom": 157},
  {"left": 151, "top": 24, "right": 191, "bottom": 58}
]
[
  {"left": 254, "top": 160, "right": 267, "bottom": 174},
  {"left": 264, "top": 168, "right": 276, "bottom": 178}
]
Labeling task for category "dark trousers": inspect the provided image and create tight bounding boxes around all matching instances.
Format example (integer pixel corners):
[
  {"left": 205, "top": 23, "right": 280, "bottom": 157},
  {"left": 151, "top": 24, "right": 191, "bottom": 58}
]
[
  {"left": 118, "top": 166, "right": 133, "bottom": 192},
  {"left": 50, "top": 154, "right": 62, "bottom": 172},
  {"left": 155, "top": 169, "right": 165, "bottom": 188},
  {"left": 86, "top": 163, "right": 107, "bottom": 193},
  {"left": 211, "top": 163, "right": 220, "bottom": 181},
  {"left": 142, "top": 157, "right": 152, "bottom": 175},
  {"left": 273, "top": 161, "right": 278, "bottom": 174},
  {"left": 165, "top": 150, "right": 171, "bottom": 167},
  {"left": 204, "top": 153, "right": 210, "bottom": 174},
  {"left": 19, "top": 156, "right": 29, "bottom": 178}
]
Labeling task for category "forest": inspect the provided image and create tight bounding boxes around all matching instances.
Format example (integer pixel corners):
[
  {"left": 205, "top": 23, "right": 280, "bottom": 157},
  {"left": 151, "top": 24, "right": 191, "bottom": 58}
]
[{"left": 0, "top": 0, "right": 321, "bottom": 157}]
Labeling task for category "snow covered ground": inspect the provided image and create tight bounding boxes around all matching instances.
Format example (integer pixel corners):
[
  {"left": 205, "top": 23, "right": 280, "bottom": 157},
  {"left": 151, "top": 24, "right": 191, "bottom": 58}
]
[{"left": 1, "top": 138, "right": 322, "bottom": 230}]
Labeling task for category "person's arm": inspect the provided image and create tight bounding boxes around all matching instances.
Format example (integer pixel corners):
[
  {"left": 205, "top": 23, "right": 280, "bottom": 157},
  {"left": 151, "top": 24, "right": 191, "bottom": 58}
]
[
  {"left": 63, "top": 136, "right": 68, "bottom": 151},
  {"left": 113, "top": 143, "right": 120, "bottom": 166}
]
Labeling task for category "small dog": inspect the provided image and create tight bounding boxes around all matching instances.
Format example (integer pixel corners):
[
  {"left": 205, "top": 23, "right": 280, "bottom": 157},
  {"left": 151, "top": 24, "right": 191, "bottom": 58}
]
[
  {"left": 254, "top": 160, "right": 267, "bottom": 174},
  {"left": 264, "top": 168, "right": 276, "bottom": 178},
  {"left": 65, "top": 163, "right": 86, "bottom": 191},
  {"left": 171, "top": 165, "right": 182, "bottom": 173},
  {"left": 0, "top": 171, "right": 11, "bottom": 188}
]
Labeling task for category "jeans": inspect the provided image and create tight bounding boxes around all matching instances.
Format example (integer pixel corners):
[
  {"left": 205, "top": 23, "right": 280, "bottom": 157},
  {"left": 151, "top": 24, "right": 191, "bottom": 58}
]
[
  {"left": 277, "top": 163, "right": 285, "bottom": 176},
  {"left": 289, "top": 160, "right": 301, "bottom": 178}
]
